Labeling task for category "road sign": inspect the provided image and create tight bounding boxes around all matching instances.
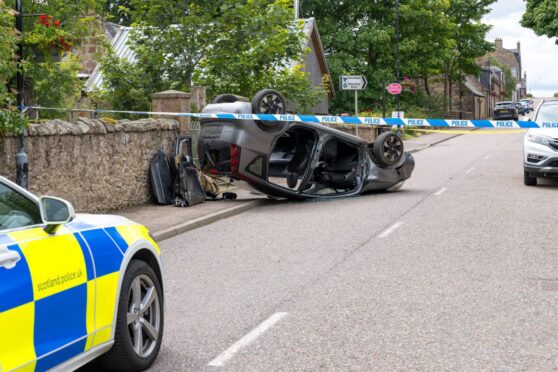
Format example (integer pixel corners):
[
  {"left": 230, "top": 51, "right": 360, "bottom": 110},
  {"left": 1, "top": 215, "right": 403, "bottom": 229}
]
[
  {"left": 387, "top": 83, "right": 403, "bottom": 95},
  {"left": 340, "top": 75, "right": 368, "bottom": 91}
]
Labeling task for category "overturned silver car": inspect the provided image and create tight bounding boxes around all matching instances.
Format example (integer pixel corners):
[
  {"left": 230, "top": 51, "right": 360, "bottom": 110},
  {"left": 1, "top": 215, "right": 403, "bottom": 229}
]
[{"left": 198, "top": 90, "right": 415, "bottom": 200}]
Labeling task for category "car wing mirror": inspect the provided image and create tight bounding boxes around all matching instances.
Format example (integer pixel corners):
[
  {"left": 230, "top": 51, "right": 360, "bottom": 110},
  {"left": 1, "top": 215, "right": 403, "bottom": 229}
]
[{"left": 39, "top": 196, "right": 76, "bottom": 234}]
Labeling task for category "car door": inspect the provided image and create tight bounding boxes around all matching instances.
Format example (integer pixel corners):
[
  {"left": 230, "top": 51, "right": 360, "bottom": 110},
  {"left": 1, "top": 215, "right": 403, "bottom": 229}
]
[{"left": 0, "top": 181, "right": 93, "bottom": 371}]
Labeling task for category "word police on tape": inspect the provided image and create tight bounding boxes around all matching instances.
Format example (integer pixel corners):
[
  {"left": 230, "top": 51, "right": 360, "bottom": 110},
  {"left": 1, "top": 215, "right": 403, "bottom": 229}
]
[{"left": 23, "top": 106, "right": 558, "bottom": 129}]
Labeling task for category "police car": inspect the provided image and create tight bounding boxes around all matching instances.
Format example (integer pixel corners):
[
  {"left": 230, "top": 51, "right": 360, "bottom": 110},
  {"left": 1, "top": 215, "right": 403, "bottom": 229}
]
[{"left": 0, "top": 176, "right": 164, "bottom": 371}]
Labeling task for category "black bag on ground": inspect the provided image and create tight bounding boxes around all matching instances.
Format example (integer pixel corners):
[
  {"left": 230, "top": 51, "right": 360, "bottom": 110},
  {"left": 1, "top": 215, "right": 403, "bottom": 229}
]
[{"left": 150, "top": 147, "right": 175, "bottom": 205}]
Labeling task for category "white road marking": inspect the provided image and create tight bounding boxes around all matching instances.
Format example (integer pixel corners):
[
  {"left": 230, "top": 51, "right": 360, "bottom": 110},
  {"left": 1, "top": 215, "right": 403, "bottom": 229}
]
[
  {"left": 435, "top": 187, "right": 448, "bottom": 196},
  {"left": 379, "top": 222, "right": 404, "bottom": 238},
  {"left": 466, "top": 167, "right": 475, "bottom": 174},
  {"left": 208, "top": 312, "right": 288, "bottom": 367}
]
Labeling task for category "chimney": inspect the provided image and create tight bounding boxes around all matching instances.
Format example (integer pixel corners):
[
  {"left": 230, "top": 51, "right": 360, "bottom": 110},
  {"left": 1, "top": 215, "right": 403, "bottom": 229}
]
[
  {"left": 517, "top": 41, "right": 521, "bottom": 51},
  {"left": 495, "top": 38, "right": 503, "bottom": 49}
]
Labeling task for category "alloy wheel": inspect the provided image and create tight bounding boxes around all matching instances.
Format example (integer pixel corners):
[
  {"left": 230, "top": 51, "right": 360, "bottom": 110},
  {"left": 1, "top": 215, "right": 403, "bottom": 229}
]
[
  {"left": 383, "top": 135, "right": 403, "bottom": 162},
  {"left": 127, "top": 274, "right": 161, "bottom": 358},
  {"left": 258, "top": 94, "right": 284, "bottom": 114}
]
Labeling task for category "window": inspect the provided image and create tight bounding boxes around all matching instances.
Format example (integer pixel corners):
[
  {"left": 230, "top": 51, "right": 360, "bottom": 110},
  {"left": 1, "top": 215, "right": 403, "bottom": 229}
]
[
  {"left": 537, "top": 103, "right": 558, "bottom": 122},
  {"left": 0, "top": 182, "right": 42, "bottom": 232}
]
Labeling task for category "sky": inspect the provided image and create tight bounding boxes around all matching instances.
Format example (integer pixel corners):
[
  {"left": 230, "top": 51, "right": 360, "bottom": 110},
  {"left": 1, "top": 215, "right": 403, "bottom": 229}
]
[{"left": 483, "top": 0, "right": 558, "bottom": 97}]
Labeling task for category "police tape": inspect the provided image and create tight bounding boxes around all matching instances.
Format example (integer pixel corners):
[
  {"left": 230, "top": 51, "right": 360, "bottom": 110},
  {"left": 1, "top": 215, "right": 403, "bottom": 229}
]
[
  {"left": 410, "top": 128, "right": 527, "bottom": 135},
  {"left": 22, "top": 106, "right": 558, "bottom": 129}
]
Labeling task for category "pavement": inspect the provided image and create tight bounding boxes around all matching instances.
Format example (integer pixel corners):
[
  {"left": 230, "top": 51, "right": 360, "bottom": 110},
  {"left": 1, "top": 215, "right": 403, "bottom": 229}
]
[
  {"left": 148, "top": 129, "right": 558, "bottom": 371},
  {"left": 119, "top": 130, "right": 465, "bottom": 242}
]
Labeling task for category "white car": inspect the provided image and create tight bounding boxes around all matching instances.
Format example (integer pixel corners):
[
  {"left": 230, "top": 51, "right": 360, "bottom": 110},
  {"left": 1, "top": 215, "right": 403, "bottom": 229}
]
[
  {"left": 523, "top": 99, "right": 558, "bottom": 186},
  {"left": 519, "top": 98, "right": 534, "bottom": 112}
]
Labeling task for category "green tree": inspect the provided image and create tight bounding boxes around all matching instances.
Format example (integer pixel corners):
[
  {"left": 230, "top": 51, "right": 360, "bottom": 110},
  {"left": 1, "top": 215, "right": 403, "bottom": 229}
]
[
  {"left": 20, "top": 0, "right": 101, "bottom": 118},
  {"left": 0, "top": 0, "right": 17, "bottom": 104},
  {"left": 522, "top": 0, "right": 558, "bottom": 42},
  {"left": 104, "top": 0, "right": 133, "bottom": 26},
  {"left": 442, "top": 0, "right": 495, "bottom": 113},
  {"left": 0, "top": 0, "right": 28, "bottom": 134},
  {"left": 554, "top": 92, "right": 558, "bottom": 98},
  {"left": 301, "top": 0, "right": 495, "bottom": 114},
  {"left": 97, "top": 0, "right": 324, "bottom": 112}
]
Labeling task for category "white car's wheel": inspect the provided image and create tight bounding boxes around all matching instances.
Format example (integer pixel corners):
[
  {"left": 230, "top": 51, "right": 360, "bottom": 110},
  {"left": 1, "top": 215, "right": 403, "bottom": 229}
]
[{"left": 524, "top": 170, "right": 537, "bottom": 186}]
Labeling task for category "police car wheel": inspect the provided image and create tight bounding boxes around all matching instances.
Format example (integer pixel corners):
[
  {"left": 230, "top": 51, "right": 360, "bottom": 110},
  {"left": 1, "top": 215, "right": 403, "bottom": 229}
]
[
  {"left": 97, "top": 259, "right": 164, "bottom": 371},
  {"left": 372, "top": 132, "right": 404, "bottom": 168}
]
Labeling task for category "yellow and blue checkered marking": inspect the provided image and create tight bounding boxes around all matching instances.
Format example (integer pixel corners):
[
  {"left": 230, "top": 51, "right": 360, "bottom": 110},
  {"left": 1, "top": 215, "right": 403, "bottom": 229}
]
[{"left": 0, "top": 222, "right": 153, "bottom": 372}]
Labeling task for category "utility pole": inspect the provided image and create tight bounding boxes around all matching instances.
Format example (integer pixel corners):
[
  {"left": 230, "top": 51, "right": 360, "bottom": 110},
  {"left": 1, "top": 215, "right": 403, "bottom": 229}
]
[
  {"left": 15, "top": 0, "right": 29, "bottom": 189},
  {"left": 294, "top": 0, "right": 300, "bottom": 19}
]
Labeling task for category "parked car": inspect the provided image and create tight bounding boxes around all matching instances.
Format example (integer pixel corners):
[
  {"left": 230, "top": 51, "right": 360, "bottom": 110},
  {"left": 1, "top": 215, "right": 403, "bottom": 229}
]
[
  {"left": 523, "top": 98, "right": 558, "bottom": 186},
  {"left": 520, "top": 98, "right": 535, "bottom": 112},
  {"left": 515, "top": 101, "right": 529, "bottom": 116},
  {"left": 0, "top": 176, "right": 164, "bottom": 371},
  {"left": 198, "top": 89, "right": 415, "bottom": 200},
  {"left": 492, "top": 101, "right": 519, "bottom": 120}
]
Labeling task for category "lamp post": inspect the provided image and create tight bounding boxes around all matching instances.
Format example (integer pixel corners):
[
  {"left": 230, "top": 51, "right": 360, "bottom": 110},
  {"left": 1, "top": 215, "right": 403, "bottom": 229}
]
[
  {"left": 395, "top": 0, "right": 401, "bottom": 135},
  {"left": 15, "top": 0, "right": 29, "bottom": 189}
]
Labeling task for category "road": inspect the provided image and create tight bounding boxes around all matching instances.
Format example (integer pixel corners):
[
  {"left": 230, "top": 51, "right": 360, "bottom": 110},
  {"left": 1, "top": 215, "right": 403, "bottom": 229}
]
[{"left": 151, "top": 130, "right": 558, "bottom": 371}]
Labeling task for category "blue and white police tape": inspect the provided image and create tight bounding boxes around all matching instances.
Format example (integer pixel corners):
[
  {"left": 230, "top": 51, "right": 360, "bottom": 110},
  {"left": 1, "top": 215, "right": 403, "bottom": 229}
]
[{"left": 22, "top": 106, "right": 558, "bottom": 129}]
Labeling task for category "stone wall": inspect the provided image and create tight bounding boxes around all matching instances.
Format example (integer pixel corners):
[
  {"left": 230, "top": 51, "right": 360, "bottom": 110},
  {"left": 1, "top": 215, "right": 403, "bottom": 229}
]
[{"left": 0, "top": 118, "right": 178, "bottom": 213}]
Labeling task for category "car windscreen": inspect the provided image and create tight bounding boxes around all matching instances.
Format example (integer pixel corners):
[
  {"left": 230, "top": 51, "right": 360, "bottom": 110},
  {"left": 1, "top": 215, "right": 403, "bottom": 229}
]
[
  {"left": 536, "top": 103, "right": 558, "bottom": 122},
  {"left": 0, "top": 182, "right": 42, "bottom": 232}
]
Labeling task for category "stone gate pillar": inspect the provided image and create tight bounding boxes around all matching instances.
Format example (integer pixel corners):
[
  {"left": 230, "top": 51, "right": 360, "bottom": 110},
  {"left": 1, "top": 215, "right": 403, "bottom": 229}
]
[{"left": 151, "top": 90, "right": 192, "bottom": 132}]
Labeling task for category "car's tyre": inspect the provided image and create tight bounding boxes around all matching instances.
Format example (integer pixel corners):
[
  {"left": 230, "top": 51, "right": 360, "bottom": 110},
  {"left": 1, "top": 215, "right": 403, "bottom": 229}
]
[
  {"left": 97, "top": 259, "right": 164, "bottom": 371},
  {"left": 212, "top": 94, "right": 248, "bottom": 104},
  {"left": 251, "top": 89, "right": 287, "bottom": 127},
  {"left": 524, "top": 170, "right": 537, "bottom": 186},
  {"left": 372, "top": 132, "right": 404, "bottom": 168}
]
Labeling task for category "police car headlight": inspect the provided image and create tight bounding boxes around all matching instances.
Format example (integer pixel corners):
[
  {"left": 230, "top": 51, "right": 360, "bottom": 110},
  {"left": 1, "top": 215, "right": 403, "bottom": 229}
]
[{"left": 527, "top": 133, "right": 551, "bottom": 146}]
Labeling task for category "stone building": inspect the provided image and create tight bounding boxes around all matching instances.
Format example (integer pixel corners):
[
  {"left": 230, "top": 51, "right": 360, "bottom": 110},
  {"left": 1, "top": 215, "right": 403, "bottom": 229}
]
[
  {"left": 423, "top": 65, "right": 506, "bottom": 120},
  {"left": 423, "top": 37, "right": 525, "bottom": 120},
  {"left": 478, "top": 38, "right": 527, "bottom": 101}
]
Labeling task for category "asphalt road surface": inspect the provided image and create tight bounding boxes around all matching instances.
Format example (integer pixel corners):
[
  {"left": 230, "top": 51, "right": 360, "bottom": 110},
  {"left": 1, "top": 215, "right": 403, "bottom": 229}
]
[{"left": 151, "top": 131, "right": 558, "bottom": 371}]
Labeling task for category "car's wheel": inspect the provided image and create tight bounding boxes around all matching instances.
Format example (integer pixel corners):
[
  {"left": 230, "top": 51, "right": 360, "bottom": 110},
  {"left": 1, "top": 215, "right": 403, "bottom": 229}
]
[
  {"left": 251, "top": 89, "right": 287, "bottom": 127},
  {"left": 97, "top": 259, "right": 164, "bottom": 371},
  {"left": 212, "top": 94, "right": 248, "bottom": 104},
  {"left": 372, "top": 132, "right": 404, "bottom": 168},
  {"left": 524, "top": 170, "right": 537, "bottom": 186}
]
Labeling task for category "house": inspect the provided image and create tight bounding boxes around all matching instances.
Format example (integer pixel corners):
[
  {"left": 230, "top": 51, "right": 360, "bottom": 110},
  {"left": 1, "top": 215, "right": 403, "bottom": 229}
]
[
  {"left": 289, "top": 18, "right": 335, "bottom": 114},
  {"left": 83, "top": 18, "right": 334, "bottom": 114},
  {"left": 478, "top": 38, "right": 527, "bottom": 101}
]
